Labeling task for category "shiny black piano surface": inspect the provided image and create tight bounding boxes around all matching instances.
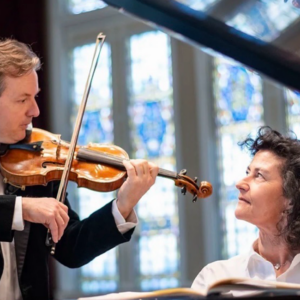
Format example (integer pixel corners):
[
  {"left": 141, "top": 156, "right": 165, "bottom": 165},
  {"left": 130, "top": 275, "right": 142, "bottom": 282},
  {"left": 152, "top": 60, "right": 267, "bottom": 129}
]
[{"left": 102, "top": 0, "right": 300, "bottom": 92}]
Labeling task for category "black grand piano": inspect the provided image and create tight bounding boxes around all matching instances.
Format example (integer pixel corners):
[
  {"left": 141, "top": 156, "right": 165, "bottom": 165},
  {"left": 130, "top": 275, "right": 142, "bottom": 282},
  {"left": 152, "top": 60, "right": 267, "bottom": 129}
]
[
  {"left": 102, "top": 0, "right": 300, "bottom": 92},
  {"left": 98, "top": 1, "right": 300, "bottom": 299}
]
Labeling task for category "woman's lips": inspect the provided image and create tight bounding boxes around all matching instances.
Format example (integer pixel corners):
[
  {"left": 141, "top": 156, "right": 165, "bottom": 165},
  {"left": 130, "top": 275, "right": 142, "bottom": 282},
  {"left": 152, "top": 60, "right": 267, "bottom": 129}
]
[{"left": 238, "top": 197, "right": 251, "bottom": 204}]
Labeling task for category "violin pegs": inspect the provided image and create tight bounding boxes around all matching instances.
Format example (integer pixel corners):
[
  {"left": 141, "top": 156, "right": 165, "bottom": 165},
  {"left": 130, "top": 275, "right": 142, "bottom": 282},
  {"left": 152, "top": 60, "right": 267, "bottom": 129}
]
[
  {"left": 179, "top": 169, "right": 187, "bottom": 175},
  {"left": 194, "top": 177, "right": 198, "bottom": 183},
  {"left": 192, "top": 194, "right": 197, "bottom": 203},
  {"left": 181, "top": 186, "right": 187, "bottom": 195}
]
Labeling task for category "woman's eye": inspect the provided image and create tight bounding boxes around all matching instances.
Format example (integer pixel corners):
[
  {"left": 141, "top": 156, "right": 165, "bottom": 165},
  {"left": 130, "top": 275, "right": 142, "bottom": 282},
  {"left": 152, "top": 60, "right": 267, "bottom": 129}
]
[{"left": 256, "top": 172, "right": 264, "bottom": 179}]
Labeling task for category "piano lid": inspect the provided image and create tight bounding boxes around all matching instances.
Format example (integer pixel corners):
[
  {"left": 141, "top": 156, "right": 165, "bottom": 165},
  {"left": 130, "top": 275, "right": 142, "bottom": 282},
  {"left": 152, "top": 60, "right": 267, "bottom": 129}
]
[{"left": 102, "top": 0, "right": 300, "bottom": 91}]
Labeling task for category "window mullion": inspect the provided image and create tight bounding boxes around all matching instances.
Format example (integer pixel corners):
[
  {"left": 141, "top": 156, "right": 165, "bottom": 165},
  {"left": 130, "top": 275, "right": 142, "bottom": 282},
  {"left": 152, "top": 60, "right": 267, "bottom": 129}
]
[
  {"left": 171, "top": 39, "right": 206, "bottom": 285},
  {"left": 194, "top": 50, "right": 222, "bottom": 266},
  {"left": 110, "top": 31, "right": 137, "bottom": 291},
  {"left": 262, "top": 79, "right": 287, "bottom": 133},
  {"left": 110, "top": 32, "right": 132, "bottom": 154}
]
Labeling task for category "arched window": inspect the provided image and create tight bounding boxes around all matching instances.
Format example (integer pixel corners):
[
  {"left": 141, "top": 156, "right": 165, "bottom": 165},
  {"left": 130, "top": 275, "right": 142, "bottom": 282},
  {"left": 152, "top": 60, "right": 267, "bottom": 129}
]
[
  {"left": 47, "top": 1, "right": 300, "bottom": 299},
  {"left": 213, "top": 56, "right": 263, "bottom": 257}
]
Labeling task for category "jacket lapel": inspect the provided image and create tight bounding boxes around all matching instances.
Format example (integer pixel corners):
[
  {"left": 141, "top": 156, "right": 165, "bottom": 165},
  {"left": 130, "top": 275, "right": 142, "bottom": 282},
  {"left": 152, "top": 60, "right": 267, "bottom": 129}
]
[
  {"left": 3, "top": 183, "right": 31, "bottom": 279},
  {"left": 0, "top": 244, "right": 3, "bottom": 279},
  {"left": 14, "top": 221, "right": 30, "bottom": 279}
]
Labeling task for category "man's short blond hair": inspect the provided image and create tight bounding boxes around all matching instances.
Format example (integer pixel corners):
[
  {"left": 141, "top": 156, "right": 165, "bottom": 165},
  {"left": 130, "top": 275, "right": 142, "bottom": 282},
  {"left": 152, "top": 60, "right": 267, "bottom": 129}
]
[{"left": 0, "top": 39, "right": 41, "bottom": 96}]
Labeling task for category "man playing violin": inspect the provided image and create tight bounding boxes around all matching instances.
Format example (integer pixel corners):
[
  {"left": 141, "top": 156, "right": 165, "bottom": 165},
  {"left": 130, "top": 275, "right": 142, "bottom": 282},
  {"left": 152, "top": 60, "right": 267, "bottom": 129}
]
[{"left": 0, "top": 38, "right": 159, "bottom": 300}]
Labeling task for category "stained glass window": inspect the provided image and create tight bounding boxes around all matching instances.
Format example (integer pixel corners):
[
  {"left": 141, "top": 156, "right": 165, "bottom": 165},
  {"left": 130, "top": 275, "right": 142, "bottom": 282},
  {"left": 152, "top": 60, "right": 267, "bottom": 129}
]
[
  {"left": 286, "top": 89, "right": 300, "bottom": 137},
  {"left": 72, "top": 43, "right": 117, "bottom": 293},
  {"left": 128, "top": 31, "right": 179, "bottom": 290},
  {"left": 227, "top": 0, "right": 300, "bottom": 41},
  {"left": 213, "top": 56, "right": 264, "bottom": 258},
  {"left": 72, "top": 43, "right": 113, "bottom": 146},
  {"left": 68, "top": 0, "right": 106, "bottom": 14}
]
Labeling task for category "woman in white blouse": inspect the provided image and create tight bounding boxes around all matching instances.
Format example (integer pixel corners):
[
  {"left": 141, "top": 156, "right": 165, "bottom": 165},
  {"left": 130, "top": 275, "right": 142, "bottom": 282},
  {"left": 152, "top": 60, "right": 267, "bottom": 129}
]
[{"left": 192, "top": 126, "right": 300, "bottom": 290}]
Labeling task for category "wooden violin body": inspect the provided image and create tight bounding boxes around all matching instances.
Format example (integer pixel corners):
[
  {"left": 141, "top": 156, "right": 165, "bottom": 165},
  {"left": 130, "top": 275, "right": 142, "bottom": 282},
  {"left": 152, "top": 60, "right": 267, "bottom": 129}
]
[
  {"left": 0, "top": 128, "right": 128, "bottom": 192},
  {"left": 0, "top": 128, "right": 213, "bottom": 201}
]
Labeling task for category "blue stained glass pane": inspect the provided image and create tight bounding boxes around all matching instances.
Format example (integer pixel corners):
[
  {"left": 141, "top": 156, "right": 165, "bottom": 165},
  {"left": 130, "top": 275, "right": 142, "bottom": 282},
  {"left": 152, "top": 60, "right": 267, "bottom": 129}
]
[
  {"left": 68, "top": 0, "right": 106, "bottom": 14},
  {"left": 139, "top": 234, "right": 179, "bottom": 291},
  {"left": 130, "top": 99, "right": 175, "bottom": 159},
  {"left": 141, "top": 278, "right": 178, "bottom": 291},
  {"left": 139, "top": 235, "right": 178, "bottom": 275},
  {"left": 138, "top": 179, "right": 179, "bottom": 234},
  {"left": 81, "top": 280, "right": 117, "bottom": 294},
  {"left": 128, "top": 31, "right": 179, "bottom": 290},
  {"left": 78, "top": 110, "right": 113, "bottom": 145},
  {"left": 71, "top": 42, "right": 116, "bottom": 293},
  {"left": 73, "top": 43, "right": 113, "bottom": 145},
  {"left": 214, "top": 57, "right": 263, "bottom": 258},
  {"left": 77, "top": 185, "right": 117, "bottom": 294},
  {"left": 225, "top": 203, "right": 258, "bottom": 258},
  {"left": 227, "top": 0, "right": 300, "bottom": 42},
  {"left": 215, "top": 58, "right": 263, "bottom": 125},
  {"left": 220, "top": 130, "right": 257, "bottom": 187},
  {"left": 129, "top": 32, "right": 174, "bottom": 159},
  {"left": 286, "top": 89, "right": 300, "bottom": 137},
  {"left": 136, "top": 102, "right": 167, "bottom": 158},
  {"left": 129, "top": 32, "right": 172, "bottom": 99}
]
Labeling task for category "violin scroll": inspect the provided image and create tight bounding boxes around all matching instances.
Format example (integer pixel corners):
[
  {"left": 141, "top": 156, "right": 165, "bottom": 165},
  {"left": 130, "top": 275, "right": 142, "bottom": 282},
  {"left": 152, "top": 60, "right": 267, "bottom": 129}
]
[
  {"left": 175, "top": 172, "right": 213, "bottom": 202},
  {"left": 198, "top": 181, "right": 213, "bottom": 199}
]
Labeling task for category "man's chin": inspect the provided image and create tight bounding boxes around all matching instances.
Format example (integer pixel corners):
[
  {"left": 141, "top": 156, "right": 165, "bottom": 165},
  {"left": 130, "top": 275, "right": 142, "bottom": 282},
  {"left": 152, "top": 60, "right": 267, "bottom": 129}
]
[
  {"left": 16, "top": 130, "right": 27, "bottom": 142},
  {"left": 4, "top": 131, "right": 27, "bottom": 144}
]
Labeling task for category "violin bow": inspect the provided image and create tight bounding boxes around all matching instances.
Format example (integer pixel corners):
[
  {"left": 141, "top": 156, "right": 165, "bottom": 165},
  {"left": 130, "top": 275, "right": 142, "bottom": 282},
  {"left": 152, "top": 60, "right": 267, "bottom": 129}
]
[{"left": 46, "top": 33, "right": 106, "bottom": 254}]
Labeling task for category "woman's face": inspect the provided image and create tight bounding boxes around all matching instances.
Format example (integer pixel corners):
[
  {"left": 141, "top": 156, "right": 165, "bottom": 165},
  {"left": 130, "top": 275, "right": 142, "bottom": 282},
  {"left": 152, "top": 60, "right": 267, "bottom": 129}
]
[{"left": 235, "top": 150, "right": 289, "bottom": 232}]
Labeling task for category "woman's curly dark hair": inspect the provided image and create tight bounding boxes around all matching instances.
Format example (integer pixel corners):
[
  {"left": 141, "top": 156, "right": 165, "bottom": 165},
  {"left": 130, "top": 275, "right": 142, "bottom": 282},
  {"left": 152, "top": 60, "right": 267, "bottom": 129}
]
[{"left": 240, "top": 126, "right": 300, "bottom": 250}]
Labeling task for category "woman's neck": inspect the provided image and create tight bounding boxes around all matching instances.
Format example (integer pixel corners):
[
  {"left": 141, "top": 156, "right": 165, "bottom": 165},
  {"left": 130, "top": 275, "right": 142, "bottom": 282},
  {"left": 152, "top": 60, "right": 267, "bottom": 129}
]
[{"left": 255, "top": 232, "right": 297, "bottom": 276}]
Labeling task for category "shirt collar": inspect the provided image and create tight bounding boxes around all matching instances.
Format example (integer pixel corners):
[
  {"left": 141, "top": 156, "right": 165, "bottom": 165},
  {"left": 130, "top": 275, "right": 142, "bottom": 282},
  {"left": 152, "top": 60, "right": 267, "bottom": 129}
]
[
  {"left": 244, "top": 239, "right": 263, "bottom": 270},
  {"left": 244, "top": 238, "right": 300, "bottom": 276}
]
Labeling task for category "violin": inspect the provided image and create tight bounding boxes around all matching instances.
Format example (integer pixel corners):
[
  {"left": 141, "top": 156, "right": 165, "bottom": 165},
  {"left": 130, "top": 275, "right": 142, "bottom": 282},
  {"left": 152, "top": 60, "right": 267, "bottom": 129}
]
[{"left": 0, "top": 128, "right": 213, "bottom": 202}]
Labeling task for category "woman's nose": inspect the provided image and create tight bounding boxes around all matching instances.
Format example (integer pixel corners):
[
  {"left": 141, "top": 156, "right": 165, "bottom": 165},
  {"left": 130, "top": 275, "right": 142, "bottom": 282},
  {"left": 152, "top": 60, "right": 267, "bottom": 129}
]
[{"left": 236, "top": 177, "right": 249, "bottom": 191}]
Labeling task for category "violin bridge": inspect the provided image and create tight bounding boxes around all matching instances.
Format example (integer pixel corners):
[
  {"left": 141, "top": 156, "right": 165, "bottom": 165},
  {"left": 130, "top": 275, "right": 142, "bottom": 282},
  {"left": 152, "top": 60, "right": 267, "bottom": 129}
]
[{"left": 55, "top": 138, "right": 61, "bottom": 159}]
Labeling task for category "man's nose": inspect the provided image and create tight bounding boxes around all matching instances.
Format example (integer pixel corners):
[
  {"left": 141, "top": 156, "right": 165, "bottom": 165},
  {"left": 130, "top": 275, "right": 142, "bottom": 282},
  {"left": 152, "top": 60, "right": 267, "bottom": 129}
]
[{"left": 27, "top": 99, "right": 40, "bottom": 118}]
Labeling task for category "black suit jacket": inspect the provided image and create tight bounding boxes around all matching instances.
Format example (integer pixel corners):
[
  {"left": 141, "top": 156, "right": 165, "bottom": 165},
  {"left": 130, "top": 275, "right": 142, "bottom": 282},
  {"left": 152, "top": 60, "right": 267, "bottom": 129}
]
[{"left": 0, "top": 182, "right": 134, "bottom": 300}]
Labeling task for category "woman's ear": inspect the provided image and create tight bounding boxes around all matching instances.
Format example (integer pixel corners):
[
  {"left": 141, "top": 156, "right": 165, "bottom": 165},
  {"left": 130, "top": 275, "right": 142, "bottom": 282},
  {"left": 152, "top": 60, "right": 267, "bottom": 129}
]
[{"left": 282, "top": 199, "right": 293, "bottom": 215}]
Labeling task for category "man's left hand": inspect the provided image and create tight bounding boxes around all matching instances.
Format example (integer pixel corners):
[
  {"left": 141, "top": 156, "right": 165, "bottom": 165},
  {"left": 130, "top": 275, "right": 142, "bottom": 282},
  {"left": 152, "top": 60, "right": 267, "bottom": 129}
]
[{"left": 116, "top": 159, "right": 159, "bottom": 219}]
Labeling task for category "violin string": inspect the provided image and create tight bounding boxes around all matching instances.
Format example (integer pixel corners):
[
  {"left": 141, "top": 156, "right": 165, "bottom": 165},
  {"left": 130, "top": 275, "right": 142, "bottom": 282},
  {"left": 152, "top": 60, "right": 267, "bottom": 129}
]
[{"left": 77, "top": 148, "right": 178, "bottom": 180}]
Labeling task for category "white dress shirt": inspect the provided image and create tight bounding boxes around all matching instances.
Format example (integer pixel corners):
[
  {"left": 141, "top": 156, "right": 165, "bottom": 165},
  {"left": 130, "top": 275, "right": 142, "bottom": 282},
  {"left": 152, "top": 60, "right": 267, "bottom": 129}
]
[
  {"left": 0, "top": 174, "right": 137, "bottom": 300},
  {"left": 191, "top": 240, "right": 300, "bottom": 296}
]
